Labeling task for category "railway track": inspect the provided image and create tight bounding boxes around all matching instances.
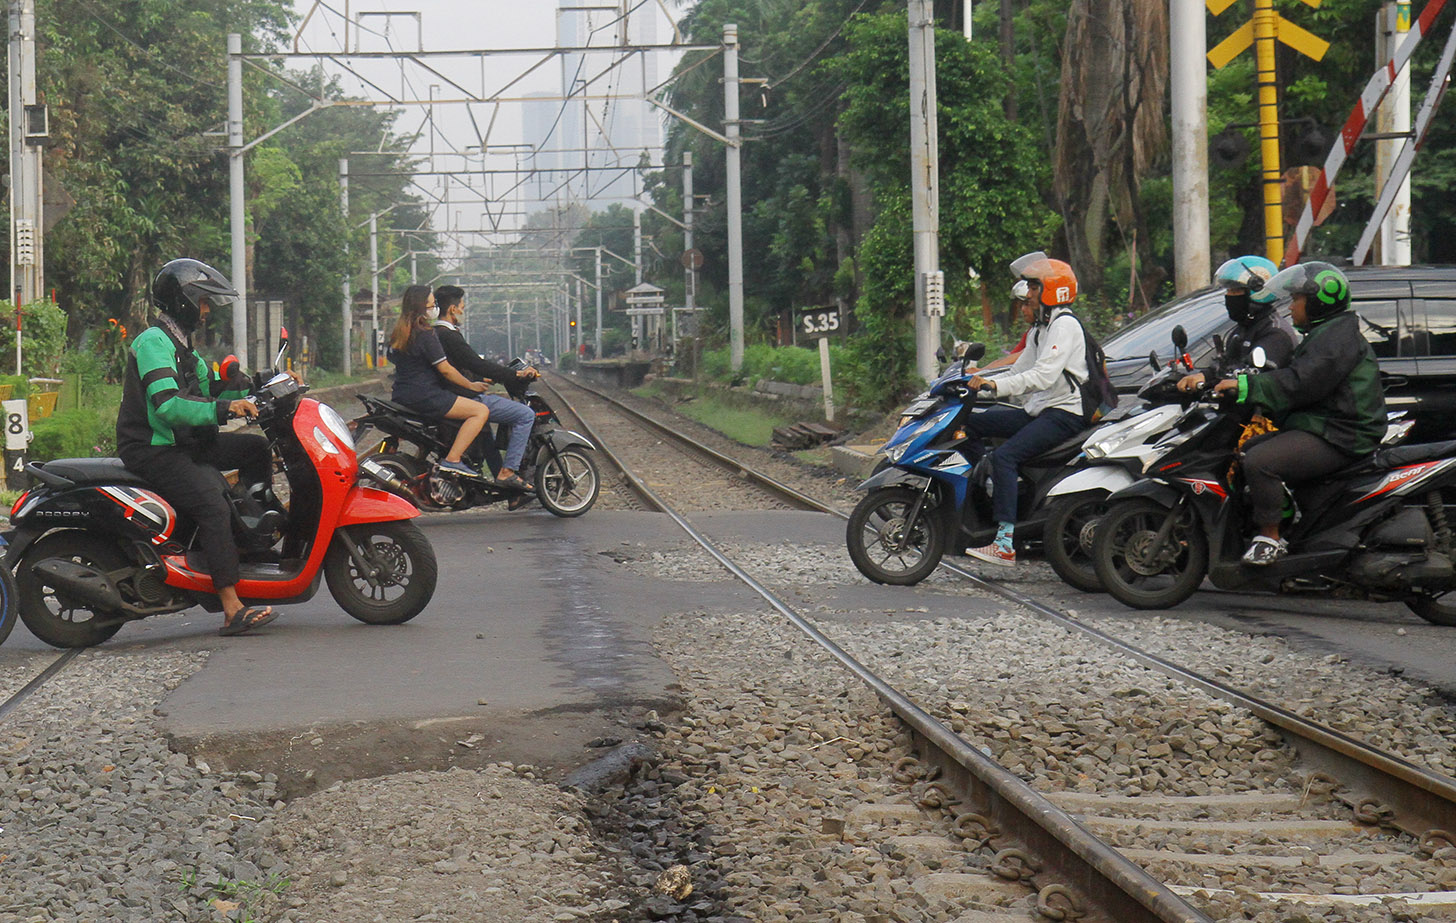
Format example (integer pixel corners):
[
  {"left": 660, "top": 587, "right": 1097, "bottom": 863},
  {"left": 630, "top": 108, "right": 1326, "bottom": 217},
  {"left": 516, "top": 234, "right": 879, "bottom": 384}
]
[{"left": 543, "top": 371, "right": 1456, "bottom": 922}]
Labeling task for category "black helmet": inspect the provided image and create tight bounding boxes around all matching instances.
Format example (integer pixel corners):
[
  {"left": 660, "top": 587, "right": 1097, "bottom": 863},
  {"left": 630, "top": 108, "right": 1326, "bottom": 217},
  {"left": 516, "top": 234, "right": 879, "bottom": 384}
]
[
  {"left": 1263, "top": 260, "right": 1350, "bottom": 323},
  {"left": 152, "top": 259, "right": 237, "bottom": 333}
]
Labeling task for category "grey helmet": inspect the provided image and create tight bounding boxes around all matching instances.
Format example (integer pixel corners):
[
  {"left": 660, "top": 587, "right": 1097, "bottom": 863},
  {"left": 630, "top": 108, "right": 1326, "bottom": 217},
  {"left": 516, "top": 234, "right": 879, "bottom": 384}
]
[{"left": 152, "top": 259, "right": 238, "bottom": 333}]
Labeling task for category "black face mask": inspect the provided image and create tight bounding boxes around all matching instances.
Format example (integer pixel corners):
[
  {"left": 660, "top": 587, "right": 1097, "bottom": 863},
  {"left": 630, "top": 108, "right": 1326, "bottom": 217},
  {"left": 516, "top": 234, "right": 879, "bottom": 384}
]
[{"left": 1224, "top": 291, "right": 1254, "bottom": 326}]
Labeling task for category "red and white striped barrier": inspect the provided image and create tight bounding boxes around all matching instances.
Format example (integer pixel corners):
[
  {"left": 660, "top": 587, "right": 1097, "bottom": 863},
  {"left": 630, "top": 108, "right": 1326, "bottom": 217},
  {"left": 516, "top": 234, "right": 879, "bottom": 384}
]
[{"left": 1283, "top": 0, "right": 1449, "bottom": 266}]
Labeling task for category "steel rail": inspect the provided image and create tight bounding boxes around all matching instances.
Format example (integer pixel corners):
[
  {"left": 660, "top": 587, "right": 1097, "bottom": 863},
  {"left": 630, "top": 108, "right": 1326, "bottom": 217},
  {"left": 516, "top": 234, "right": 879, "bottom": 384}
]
[
  {"left": 542, "top": 373, "right": 1212, "bottom": 923},
  {"left": 0, "top": 650, "right": 80, "bottom": 725},
  {"left": 548, "top": 371, "right": 1456, "bottom": 853}
]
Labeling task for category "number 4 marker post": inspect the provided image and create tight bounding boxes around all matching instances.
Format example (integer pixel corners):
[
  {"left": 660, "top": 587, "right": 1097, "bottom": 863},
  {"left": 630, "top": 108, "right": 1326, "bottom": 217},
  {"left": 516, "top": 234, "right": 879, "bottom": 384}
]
[{"left": 3, "top": 398, "right": 30, "bottom": 490}]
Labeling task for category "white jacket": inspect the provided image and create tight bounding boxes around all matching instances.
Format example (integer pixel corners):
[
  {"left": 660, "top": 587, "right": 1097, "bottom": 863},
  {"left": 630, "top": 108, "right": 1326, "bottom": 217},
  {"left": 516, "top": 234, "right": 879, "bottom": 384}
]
[{"left": 993, "top": 308, "right": 1088, "bottom": 418}]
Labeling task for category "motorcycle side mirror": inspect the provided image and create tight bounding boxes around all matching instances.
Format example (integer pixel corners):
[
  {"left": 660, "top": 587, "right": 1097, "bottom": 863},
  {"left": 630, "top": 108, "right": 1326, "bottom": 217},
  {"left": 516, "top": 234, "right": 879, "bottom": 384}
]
[
  {"left": 1148, "top": 350, "right": 1161, "bottom": 371},
  {"left": 963, "top": 342, "right": 986, "bottom": 363},
  {"left": 219, "top": 354, "right": 241, "bottom": 383},
  {"left": 1212, "top": 333, "right": 1225, "bottom": 356},
  {"left": 1171, "top": 325, "right": 1188, "bottom": 351},
  {"left": 1251, "top": 346, "right": 1267, "bottom": 369},
  {"left": 273, "top": 327, "right": 289, "bottom": 372},
  {"left": 936, "top": 346, "right": 947, "bottom": 363}
]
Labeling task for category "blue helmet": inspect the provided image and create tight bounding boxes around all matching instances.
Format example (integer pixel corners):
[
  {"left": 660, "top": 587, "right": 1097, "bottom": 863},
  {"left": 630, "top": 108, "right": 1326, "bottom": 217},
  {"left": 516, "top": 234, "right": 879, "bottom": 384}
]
[{"left": 1214, "top": 255, "right": 1279, "bottom": 304}]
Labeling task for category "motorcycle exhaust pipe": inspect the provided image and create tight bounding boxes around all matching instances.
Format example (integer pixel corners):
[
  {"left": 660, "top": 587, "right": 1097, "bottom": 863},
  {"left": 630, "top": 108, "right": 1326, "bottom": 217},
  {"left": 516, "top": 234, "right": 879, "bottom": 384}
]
[{"left": 31, "top": 559, "right": 127, "bottom": 611}]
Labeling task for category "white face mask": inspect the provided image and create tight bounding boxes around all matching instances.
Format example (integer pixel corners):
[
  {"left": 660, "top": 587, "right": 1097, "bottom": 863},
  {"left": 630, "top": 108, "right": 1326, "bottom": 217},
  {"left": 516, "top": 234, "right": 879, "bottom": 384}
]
[{"left": 425, "top": 305, "right": 439, "bottom": 321}]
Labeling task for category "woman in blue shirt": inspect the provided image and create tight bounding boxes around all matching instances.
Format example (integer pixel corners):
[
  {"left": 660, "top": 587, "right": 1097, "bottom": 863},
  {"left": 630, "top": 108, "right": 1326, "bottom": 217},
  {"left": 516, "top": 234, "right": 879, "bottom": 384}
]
[{"left": 387, "top": 284, "right": 491, "bottom": 479}]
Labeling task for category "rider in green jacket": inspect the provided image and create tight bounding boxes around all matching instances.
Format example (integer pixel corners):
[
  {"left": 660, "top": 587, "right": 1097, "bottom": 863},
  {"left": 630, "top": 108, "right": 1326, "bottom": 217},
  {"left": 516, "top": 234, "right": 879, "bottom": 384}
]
[
  {"left": 1214, "top": 261, "right": 1387, "bottom": 565},
  {"left": 117, "top": 259, "right": 282, "bottom": 636}
]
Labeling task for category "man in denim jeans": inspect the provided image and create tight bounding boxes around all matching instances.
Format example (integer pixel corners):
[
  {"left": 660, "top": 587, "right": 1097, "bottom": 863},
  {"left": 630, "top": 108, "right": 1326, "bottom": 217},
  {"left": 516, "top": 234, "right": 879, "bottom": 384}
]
[{"left": 433, "top": 285, "right": 539, "bottom": 496}]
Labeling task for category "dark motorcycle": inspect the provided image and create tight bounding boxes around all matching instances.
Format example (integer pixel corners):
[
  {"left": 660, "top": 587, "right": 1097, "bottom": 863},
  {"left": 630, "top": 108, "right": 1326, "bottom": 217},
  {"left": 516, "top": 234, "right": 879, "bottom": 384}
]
[
  {"left": 1090, "top": 365, "right": 1456, "bottom": 624},
  {"left": 2, "top": 334, "right": 434, "bottom": 648},
  {"left": 351, "top": 368, "right": 600, "bottom": 517}
]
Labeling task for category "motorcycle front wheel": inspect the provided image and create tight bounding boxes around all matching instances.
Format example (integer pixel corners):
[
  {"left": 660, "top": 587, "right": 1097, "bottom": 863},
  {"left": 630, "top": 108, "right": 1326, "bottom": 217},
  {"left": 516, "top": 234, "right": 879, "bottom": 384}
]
[
  {"left": 847, "top": 486, "right": 945, "bottom": 585},
  {"left": 325, "top": 522, "right": 437, "bottom": 624},
  {"left": 16, "top": 532, "right": 126, "bottom": 648},
  {"left": 535, "top": 446, "right": 599, "bottom": 517},
  {"left": 1092, "top": 498, "right": 1208, "bottom": 609},
  {"left": 1405, "top": 592, "right": 1456, "bottom": 626},
  {"left": 1044, "top": 491, "right": 1109, "bottom": 593}
]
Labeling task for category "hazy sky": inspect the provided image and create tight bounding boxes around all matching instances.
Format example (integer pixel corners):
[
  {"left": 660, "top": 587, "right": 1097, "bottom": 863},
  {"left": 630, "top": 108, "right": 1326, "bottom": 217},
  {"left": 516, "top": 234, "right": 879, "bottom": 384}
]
[{"left": 287, "top": 1, "right": 681, "bottom": 256}]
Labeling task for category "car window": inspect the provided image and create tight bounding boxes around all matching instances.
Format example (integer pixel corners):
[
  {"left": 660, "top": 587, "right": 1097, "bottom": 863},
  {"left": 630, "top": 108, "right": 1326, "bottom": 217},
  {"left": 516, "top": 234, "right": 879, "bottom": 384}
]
[
  {"left": 1425, "top": 298, "right": 1456, "bottom": 357},
  {"left": 1355, "top": 299, "right": 1419, "bottom": 358},
  {"left": 1099, "top": 290, "right": 1226, "bottom": 361}
]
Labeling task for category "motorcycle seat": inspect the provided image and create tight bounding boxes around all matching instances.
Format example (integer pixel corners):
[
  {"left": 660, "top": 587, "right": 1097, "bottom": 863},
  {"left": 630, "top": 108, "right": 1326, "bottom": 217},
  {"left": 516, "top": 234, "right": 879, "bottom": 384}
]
[
  {"left": 1024, "top": 430, "right": 1090, "bottom": 466},
  {"left": 364, "top": 395, "right": 435, "bottom": 421},
  {"left": 38, "top": 457, "right": 152, "bottom": 488},
  {"left": 1371, "top": 439, "right": 1456, "bottom": 469}
]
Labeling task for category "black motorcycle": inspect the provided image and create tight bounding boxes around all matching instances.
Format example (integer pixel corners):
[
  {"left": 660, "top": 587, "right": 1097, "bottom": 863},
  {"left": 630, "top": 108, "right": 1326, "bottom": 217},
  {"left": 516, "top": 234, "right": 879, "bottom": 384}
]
[
  {"left": 351, "top": 370, "right": 600, "bottom": 517},
  {"left": 1090, "top": 368, "right": 1456, "bottom": 624}
]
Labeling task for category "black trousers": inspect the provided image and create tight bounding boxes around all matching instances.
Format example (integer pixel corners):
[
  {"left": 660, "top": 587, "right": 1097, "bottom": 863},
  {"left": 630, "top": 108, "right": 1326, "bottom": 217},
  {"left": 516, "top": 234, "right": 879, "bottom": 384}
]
[
  {"left": 1240, "top": 429, "right": 1352, "bottom": 528},
  {"left": 121, "top": 433, "right": 272, "bottom": 590}
]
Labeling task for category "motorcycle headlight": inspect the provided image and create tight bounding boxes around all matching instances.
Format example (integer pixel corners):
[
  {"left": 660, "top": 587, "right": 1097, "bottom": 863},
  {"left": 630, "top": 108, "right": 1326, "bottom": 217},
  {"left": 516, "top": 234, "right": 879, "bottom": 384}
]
[
  {"left": 885, "top": 442, "right": 908, "bottom": 464},
  {"left": 318, "top": 403, "right": 357, "bottom": 453}
]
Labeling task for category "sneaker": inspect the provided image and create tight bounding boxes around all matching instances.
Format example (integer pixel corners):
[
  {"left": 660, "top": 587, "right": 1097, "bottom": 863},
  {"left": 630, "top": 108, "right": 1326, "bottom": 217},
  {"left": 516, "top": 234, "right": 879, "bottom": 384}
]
[
  {"left": 1241, "top": 535, "right": 1288, "bottom": 566},
  {"left": 437, "top": 459, "right": 486, "bottom": 479},
  {"left": 964, "top": 543, "right": 1016, "bottom": 567}
]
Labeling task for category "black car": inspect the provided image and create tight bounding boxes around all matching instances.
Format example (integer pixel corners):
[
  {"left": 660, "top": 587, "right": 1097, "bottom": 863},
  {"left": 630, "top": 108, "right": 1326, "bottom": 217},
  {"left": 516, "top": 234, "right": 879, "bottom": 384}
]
[{"left": 1099, "top": 266, "right": 1456, "bottom": 441}]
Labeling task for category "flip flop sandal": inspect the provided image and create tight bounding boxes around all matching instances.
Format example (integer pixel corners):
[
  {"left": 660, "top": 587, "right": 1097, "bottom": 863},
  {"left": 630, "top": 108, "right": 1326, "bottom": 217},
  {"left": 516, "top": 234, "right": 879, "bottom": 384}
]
[
  {"left": 219, "top": 605, "right": 279, "bottom": 636},
  {"left": 496, "top": 473, "right": 535, "bottom": 493}
]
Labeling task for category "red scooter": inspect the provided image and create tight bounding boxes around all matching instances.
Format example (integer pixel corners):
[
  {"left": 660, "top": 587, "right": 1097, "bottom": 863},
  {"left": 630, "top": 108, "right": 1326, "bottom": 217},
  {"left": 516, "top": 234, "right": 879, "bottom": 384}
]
[{"left": 2, "top": 335, "right": 434, "bottom": 648}]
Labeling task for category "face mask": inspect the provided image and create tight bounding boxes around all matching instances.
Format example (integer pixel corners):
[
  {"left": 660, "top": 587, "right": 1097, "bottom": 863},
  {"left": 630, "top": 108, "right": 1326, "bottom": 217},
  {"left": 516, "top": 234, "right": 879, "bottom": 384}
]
[
  {"left": 1224, "top": 291, "right": 1253, "bottom": 326},
  {"left": 425, "top": 306, "right": 440, "bottom": 321}
]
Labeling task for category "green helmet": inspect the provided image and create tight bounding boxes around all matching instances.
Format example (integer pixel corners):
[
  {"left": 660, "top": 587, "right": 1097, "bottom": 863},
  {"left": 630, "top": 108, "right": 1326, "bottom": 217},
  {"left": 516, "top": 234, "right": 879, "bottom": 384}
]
[{"left": 1263, "top": 260, "right": 1350, "bottom": 322}]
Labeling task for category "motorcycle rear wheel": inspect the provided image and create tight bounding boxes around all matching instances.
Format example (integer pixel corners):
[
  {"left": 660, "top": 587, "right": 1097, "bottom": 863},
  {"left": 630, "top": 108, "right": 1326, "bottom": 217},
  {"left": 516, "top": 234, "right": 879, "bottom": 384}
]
[
  {"left": 0, "top": 557, "right": 18, "bottom": 647},
  {"left": 847, "top": 486, "right": 945, "bottom": 585},
  {"left": 324, "top": 522, "right": 437, "bottom": 624},
  {"left": 1092, "top": 499, "right": 1208, "bottom": 609},
  {"left": 16, "top": 532, "right": 126, "bottom": 648},
  {"left": 1044, "top": 491, "right": 1109, "bottom": 593},
  {"left": 535, "top": 447, "right": 599, "bottom": 517}
]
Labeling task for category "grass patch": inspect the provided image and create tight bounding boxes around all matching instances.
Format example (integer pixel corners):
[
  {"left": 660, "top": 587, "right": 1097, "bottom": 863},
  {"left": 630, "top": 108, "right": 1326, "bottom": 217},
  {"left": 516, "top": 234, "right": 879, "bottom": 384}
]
[{"left": 636, "top": 385, "right": 798, "bottom": 448}]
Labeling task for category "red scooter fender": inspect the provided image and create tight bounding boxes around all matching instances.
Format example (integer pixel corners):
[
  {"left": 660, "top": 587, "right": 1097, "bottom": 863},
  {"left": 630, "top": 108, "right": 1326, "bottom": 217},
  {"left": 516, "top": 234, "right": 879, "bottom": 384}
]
[{"left": 336, "top": 484, "right": 419, "bottom": 526}]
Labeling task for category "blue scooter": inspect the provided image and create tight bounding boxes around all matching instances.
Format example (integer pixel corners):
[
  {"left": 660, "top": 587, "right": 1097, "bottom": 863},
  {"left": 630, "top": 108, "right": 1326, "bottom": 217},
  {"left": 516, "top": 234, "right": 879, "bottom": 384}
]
[{"left": 845, "top": 343, "right": 1090, "bottom": 584}]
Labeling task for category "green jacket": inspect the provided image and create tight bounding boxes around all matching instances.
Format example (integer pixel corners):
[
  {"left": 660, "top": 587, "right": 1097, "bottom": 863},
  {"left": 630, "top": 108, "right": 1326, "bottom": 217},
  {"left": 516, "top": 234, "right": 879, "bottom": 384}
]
[
  {"left": 116, "top": 325, "right": 250, "bottom": 452},
  {"left": 1237, "top": 310, "right": 1386, "bottom": 456}
]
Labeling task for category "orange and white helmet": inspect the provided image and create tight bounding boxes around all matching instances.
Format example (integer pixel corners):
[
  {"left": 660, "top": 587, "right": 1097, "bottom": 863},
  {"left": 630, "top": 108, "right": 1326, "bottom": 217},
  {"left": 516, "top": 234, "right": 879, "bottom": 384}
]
[{"left": 1010, "top": 251, "right": 1078, "bottom": 308}]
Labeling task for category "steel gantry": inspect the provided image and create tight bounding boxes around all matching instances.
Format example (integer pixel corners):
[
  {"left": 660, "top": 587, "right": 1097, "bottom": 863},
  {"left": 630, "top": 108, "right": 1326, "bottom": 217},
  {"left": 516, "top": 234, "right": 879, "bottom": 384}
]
[{"left": 225, "top": 6, "right": 741, "bottom": 370}]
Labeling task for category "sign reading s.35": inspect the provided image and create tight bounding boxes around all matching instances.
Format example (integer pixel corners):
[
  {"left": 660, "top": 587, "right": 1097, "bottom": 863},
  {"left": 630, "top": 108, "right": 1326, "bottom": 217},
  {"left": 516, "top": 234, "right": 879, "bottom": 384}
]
[{"left": 798, "top": 307, "right": 841, "bottom": 337}]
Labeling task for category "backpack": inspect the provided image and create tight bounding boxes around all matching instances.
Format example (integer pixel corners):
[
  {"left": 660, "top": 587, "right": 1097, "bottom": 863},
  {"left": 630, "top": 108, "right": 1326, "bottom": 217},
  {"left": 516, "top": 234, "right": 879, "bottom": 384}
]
[{"left": 1060, "top": 315, "right": 1119, "bottom": 424}]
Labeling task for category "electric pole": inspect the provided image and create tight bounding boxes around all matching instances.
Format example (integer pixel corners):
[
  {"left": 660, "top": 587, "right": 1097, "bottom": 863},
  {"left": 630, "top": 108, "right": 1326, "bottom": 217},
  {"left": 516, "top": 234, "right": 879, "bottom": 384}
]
[
  {"left": 724, "top": 23, "right": 745, "bottom": 372},
  {"left": 1170, "top": 0, "right": 1211, "bottom": 293},
  {"left": 1376, "top": 1, "right": 1412, "bottom": 265},
  {"left": 339, "top": 158, "right": 351, "bottom": 375},
  {"left": 9, "top": 0, "right": 45, "bottom": 375},
  {"left": 908, "top": 0, "right": 942, "bottom": 383},
  {"left": 228, "top": 33, "right": 249, "bottom": 369}
]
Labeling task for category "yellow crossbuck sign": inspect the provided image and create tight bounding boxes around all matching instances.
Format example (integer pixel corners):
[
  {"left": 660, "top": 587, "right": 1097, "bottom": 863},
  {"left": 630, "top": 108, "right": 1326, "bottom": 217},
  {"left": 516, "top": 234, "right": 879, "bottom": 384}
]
[{"left": 1207, "top": 0, "right": 1330, "bottom": 264}]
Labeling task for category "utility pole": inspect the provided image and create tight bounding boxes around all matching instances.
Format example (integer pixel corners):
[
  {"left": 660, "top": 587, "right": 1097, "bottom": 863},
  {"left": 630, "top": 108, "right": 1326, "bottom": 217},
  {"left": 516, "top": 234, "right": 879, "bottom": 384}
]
[
  {"left": 1170, "top": 0, "right": 1211, "bottom": 293},
  {"left": 1376, "top": 1, "right": 1412, "bottom": 266},
  {"left": 369, "top": 211, "right": 379, "bottom": 367},
  {"left": 907, "top": 0, "right": 942, "bottom": 383},
  {"left": 339, "top": 159, "right": 352, "bottom": 375},
  {"left": 8, "top": 0, "right": 44, "bottom": 377},
  {"left": 506, "top": 300, "right": 514, "bottom": 359},
  {"left": 682, "top": 150, "right": 694, "bottom": 351},
  {"left": 227, "top": 33, "right": 249, "bottom": 369},
  {"left": 723, "top": 23, "right": 745, "bottom": 372},
  {"left": 594, "top": 246, "right": 603, "bottom": 358},
  {"left": 633, "top": 207, "right": 643, "bottom": 285},
  {"left": 575, "top": 277, "right": 584, "bottom": 353}
]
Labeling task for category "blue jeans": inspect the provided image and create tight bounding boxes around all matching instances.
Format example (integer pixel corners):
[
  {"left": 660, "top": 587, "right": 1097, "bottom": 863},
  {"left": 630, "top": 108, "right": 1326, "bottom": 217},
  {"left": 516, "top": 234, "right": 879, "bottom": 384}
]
[
  {"left": 478, "top": 394, "right": 535, "bottom": 471},
  {"left": 963, "top": 406, "right": 1085, "bottom": 524}
]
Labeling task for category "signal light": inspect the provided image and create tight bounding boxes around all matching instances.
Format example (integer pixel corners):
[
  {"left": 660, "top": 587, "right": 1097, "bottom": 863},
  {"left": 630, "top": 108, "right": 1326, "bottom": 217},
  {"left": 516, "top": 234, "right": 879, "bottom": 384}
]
[{"left": 570, "top": 319, "right": 577, "bottom": 327}]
